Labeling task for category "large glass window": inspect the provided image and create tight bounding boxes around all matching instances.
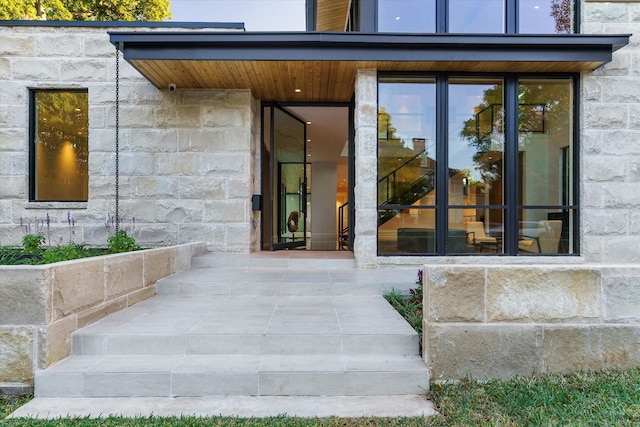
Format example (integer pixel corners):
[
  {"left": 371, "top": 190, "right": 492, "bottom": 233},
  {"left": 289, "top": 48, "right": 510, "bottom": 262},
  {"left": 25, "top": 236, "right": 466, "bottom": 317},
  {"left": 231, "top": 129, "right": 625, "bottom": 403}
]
[
  {"left": 377, "top": 0, "right": 435, "bottom": 33},
  {"left": 378, "top": 77, "right": 436, "bottom": 254},
  {"left": 377, "top": 75, "right": 576, "bottom": 256},
  {"left": 30, "top": 90, "right": 89, "bottom": 202},
  {"left": 374, "top": 0, "right": 576, "bottom": 33},
  {"left": 448, "top": 0, "right": 505, "bottom": 33},
  {"left": 518, "top": 0, "right": 574, "bottom": 34}
]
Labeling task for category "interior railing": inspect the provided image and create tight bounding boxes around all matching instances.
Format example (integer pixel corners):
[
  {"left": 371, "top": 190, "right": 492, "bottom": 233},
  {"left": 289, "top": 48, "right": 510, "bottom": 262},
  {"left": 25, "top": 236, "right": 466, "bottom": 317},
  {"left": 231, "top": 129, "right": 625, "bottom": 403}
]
[{"left": 337, "top": 201, "right": 349, "bottom": 250}]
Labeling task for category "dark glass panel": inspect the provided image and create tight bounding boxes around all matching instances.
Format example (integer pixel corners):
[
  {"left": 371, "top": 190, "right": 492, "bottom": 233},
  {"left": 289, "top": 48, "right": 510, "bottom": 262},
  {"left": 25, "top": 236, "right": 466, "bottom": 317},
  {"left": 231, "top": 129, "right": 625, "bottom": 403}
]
[{"left": 34, "top": 91, "right": 89, "bottom": 201}]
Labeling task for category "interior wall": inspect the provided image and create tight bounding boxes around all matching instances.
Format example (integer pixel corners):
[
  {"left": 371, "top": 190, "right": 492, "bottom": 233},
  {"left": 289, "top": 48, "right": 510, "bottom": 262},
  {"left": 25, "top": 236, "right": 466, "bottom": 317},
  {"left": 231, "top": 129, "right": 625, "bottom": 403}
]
[{"left": 310, "top": 161, "right": 338, "bottom": 250}]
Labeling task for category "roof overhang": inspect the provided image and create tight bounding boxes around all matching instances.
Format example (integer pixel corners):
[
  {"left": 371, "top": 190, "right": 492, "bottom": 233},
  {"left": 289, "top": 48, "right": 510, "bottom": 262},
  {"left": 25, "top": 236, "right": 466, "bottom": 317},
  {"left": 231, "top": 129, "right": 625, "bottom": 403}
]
[{"left": 110, "top": 31, "right": 630, "bottom": 102}]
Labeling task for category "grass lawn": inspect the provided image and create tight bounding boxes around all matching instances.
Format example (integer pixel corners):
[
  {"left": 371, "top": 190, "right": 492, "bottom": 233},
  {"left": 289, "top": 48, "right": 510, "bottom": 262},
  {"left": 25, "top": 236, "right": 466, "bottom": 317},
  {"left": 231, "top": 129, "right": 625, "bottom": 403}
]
[{"left": 3, "top": 368, "right": 640, "bottom": 426}]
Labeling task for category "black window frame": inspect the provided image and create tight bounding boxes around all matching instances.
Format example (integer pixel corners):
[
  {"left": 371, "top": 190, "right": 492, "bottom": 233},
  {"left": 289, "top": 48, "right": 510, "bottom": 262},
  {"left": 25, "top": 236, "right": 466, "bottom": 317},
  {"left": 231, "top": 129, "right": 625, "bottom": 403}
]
[
  {"left": 29, "top": 88, "right": 90, "bottom": 203},
  {"left": 377, "top": 72, "right": 579, "bottom": 256}
]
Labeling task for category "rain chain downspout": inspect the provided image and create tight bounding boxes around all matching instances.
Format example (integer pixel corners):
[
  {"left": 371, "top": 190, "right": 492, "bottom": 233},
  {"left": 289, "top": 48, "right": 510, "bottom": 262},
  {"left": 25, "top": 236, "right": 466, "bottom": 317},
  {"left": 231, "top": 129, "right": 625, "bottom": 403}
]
[{"left": 114, "top": 44, "right": 121, "bottom": 233}]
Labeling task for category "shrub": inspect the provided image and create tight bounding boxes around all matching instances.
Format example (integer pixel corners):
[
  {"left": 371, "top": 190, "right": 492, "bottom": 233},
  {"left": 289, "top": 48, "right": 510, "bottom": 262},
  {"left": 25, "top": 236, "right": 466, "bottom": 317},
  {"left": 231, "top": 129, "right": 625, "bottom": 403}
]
[
  {"left": 22, "top": 233, "right": 45, "bottom": 254},
  {"left": 107, "top": 230, "right": 140, "bottom": 254}
]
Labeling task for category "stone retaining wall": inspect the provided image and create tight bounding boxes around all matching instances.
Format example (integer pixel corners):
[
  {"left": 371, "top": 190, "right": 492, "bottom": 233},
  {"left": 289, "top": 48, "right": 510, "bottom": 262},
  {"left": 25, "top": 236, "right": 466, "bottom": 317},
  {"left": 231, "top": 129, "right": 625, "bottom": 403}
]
[
  {"left": 423, "top": 264, "right": 640, "bottom": 381},
  {"left": 0, "top": 242, "right": 205, "bottom": 388}
]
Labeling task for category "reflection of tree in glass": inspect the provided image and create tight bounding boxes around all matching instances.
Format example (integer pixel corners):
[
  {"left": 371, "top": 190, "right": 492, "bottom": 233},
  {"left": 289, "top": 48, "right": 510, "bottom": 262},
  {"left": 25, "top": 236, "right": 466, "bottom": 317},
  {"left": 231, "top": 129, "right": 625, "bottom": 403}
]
[
  {"left": 551, "top": 0, "right": 572, "bottom": 34},
  {"left": 460, "top": 81, "right": 570, "bottom": 185},
  {"left": 36, "top": 91, "right": 89, "bottom": 164}
]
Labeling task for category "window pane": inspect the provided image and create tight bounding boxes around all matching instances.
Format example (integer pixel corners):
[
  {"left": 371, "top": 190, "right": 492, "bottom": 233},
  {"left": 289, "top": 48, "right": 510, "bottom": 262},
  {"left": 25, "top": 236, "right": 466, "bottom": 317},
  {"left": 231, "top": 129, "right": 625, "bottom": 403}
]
[
  {"left": 518, "top": 79, "right": 573, "bottom": 207},
  {"left": 448, "top": 78, "right": 504, "bottom": 209},
  {"left": 519, "top": 208, "right": 574, "bottom": 254},
  {"left": 449, "top": 208, "right": 504, "bottom": 254},
  {"left": 519, "top": 0, "right": 574, "bottom": 34},
  {"left": 378, "top": 77, "right": 436, "bottom": 255},
  {"left": 378, "top": 0, "right": 435, "bottom": 33},
  {"left": 378, "top": 77, "right": 437, "bottom": 206},
  {"left": 448, "top": 0, "right": 505, "bottom": 33},
  {"left": 380, "top": 208, "right": 437, "bottom": 254},
  {"left": 33, "top": 91, "right": 89, "bottom": 202}
]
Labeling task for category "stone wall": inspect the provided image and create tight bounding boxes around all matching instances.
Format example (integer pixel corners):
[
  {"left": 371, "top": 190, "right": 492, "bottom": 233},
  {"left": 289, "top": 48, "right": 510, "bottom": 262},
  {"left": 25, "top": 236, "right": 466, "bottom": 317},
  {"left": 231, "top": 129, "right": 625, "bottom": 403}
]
[
  {"left": 423, "top": 264, "right": 640, "bottom": 381},
  {"left": 0, "top": 242, "right": 205, "bottom": 387},
  {"left": 582, "top": 1, "right": 640, "bottom": 263},
  {"left": 0, "top": 24, "right": 254, "bottom": 252}
]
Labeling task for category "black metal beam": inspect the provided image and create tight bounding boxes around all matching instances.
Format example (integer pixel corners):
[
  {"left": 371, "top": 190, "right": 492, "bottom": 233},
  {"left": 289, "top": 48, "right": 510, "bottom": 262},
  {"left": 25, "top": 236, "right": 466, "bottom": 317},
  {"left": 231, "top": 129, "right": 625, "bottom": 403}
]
[{"left": 109, "top": 32, "right": 629, "bottom": 66}]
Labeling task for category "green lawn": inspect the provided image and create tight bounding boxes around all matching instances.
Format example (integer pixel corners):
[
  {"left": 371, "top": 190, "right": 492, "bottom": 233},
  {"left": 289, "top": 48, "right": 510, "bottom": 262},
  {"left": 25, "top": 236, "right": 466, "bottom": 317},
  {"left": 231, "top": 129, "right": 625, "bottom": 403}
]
[{"left": 3, "top": 368, "right": 640, "bottom": 426}]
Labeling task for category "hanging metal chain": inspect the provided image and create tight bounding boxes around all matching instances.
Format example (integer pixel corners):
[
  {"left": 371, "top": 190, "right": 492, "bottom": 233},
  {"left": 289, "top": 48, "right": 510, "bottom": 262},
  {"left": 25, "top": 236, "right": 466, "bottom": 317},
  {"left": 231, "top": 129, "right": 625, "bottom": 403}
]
[{"left": 115, "top": 45, "right": 120, "bottom": 233}]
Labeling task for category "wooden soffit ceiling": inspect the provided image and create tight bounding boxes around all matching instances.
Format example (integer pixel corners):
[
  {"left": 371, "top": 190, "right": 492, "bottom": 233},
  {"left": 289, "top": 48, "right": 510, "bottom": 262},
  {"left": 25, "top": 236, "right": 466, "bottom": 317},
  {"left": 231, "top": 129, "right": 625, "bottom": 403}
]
[
  {"left": 316, "top": 0, "right": 351, "bottom": 31},
  {"left": 111, "top": 32, "right": 630, "bottom": 103}
]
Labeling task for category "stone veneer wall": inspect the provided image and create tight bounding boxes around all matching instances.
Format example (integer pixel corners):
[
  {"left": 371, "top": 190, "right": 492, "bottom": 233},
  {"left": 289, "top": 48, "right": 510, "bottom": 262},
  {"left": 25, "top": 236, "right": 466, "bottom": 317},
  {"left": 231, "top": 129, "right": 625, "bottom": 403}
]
[
  {"left": 0, "top": 24, "right": 255, "bottom": 252},
  {"left": 0, "top": 242, "right": 205, "bottom": 387},
  {"left": 582, "top": 1, "right": 640, "bottom": 263},
  {"left": 423, "top": 264, "right": 640, "bottom": 381}
]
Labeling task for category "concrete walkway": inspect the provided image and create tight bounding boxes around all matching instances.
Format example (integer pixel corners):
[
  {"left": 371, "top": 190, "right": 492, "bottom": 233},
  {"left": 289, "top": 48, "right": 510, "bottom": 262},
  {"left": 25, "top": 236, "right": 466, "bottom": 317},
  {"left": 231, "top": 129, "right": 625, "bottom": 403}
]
[{"left": 10, "top": 252, "right": 435, "bottom": 419}]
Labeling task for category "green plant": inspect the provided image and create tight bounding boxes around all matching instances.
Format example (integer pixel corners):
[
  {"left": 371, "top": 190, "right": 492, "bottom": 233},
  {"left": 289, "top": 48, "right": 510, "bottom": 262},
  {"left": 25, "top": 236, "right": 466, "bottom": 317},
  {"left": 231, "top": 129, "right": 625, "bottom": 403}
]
[
  {"left": 107, "top": 230, "right": 140, "bottom": 254},
  {"left": 42, "top": 244, "right": 80, "bottom": 264},
  {"left": 385, "top": 269, "right": 424, "bottom": 351},
  {"left": 22, "top": 233, "right": 45, "bottom": 254}
]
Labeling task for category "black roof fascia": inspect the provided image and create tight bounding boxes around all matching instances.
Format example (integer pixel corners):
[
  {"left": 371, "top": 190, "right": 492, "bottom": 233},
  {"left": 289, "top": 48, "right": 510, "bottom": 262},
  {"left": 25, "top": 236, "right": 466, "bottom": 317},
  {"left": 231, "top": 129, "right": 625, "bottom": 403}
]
[
  {"left": 0, "top": 20, "right": 244, "bottom": 29},
  {"left": 109, "top": 32, "right": 629, "bottom": 64}
]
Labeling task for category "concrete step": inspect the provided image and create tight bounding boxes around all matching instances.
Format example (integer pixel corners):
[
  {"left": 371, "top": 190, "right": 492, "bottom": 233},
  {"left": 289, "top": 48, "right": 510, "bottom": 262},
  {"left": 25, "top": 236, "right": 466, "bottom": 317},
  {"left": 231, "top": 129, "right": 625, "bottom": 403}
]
[
  {"left": 35, "top": 354, "right": 430, "bottom": 397},
  {"left": 191, "top": 253, "right": 357, "bottom": 270},
  {"left": 72, "top": 332, "right": 419, "bottom": 356},
  {"left": 157, "top": 267, "right": 420, "bottom": 296}
]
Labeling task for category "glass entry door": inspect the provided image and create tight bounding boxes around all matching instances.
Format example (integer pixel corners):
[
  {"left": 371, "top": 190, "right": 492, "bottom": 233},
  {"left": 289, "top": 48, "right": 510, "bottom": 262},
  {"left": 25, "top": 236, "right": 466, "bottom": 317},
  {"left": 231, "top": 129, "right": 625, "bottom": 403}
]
[{"left": 267, "top": 104, "right": 308, "bottom": 250}]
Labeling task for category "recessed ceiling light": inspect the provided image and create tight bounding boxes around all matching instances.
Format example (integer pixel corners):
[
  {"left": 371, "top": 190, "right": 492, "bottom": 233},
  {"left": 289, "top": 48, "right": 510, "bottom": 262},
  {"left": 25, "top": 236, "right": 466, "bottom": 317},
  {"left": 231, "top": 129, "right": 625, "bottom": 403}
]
[
  {"left": 294, "top": 88, "right": 302, "bottom": 93},
  {"left": 395, "top": 16, "right": 400, "bottom": 20},
  {"left": 306, "top": 121, "right": 311, "bottom": 125}
]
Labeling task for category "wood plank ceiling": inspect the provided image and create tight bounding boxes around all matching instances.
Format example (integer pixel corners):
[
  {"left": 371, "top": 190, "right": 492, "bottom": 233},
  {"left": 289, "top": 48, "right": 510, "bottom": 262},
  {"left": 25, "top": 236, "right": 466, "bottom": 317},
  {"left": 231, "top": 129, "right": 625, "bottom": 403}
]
[
  {"left": 131, "top": 58, "right": 605, "bottom": 102},
  {"left": 316, "top": 0, "right": 351, "bottom": 31}
]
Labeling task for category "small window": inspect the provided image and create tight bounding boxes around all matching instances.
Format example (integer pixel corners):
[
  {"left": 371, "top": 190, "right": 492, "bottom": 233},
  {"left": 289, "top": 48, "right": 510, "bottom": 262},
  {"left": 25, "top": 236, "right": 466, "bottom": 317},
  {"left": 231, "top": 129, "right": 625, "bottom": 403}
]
[{"left": 30, "top": 90, "right": 89, "bottom": 202}]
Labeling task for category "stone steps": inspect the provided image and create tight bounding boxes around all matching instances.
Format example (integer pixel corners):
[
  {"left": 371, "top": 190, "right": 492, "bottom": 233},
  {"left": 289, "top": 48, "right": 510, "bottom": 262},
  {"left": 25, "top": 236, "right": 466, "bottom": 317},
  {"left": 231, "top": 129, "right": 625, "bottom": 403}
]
[
  {"left": 35, "top": 253, "right": 429, "bottom": 398},
  {"left": 35, "top": 354, "right": 429, "bottom": 397}
]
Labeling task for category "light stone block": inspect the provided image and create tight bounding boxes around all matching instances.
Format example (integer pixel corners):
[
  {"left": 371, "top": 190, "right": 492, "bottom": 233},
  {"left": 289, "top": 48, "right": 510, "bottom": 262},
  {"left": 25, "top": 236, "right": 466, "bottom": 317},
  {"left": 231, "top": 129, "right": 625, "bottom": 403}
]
[
  {"left": 178, "top": 176, "right": 225, "bottom": 199},
  {"left": 222, "top": 128, "right": 252, "bottom": 151},
  {"left": 50, "top": 259, "right": 105, "bottom": 320},
  {"left": 130, "top": 129, "right": 178, "bottom": 152},
  {"left": 628, "top": 210, "right": 640, "bottom": 233},
  {"left": 582, "top": 78, "right": 601, "bottom": 102},
  {"left": 602, "top": 273, "right": 640, "bottom": 322},
  {"left": 154, "top": 106, "right": 202, "bottom": 128},
  {"left": 593, "top": 52, "right": 630, "bottom": 77},
  {"left": 583, "top": 3, "right": 628, "bottom": 23},
  {"left": 179, "top": 89, "right": 227, "bottom": 105},
  {"left": 12, "top": 59, "right": 59, "bottom": 80},
  {"left": 132, "top": 177, "right": 179, "bottom": 199},
  {"left": 583, "top": 103, "right": 627, "bottom": 129},
  {"left": 156, "top": 199, "right": 203, "bottom": 223},
  {"left": 227, "top": 178, "right": 251, "bottom": 199},
  {"left": 425, "top": 266, "right": 485, "bottom": 322},
  {"left": 84, "top": 35, "right": 114, "bottom": 57},
  {"left": 584, "top": 156, "right": 625, "bottom": 182},
  {"left": 598, "top": 130, "right": 640, "bottom": 155},
  {"left": 0, "top": 269, "right": 48, "bottom": 324},
  {"left": 131, "top": 84, "right": 170, "bottom": 104},
  {"left": 582, "top": 209, "right": 627, "bottom": 235},
  {"left": 60, "top": 59, "right": 109, "bottom": 81},
  {"left": 603, "top": 182, "right": 640, "bottom": 207},
  {"left": 144, "top": 248, "right": 175, "bottom": 287},
  {"left": 177, "top": 128, "right": 226, "bottom": 152},
  {"left": 487, "top": 268, "right": 601, "bottom": 323},
  {"left": 626, "top": 156, "right": 640, "bottom": 181},
  {"left": 203, "top": 200, "right": 246, "bottom": 223},
  {"left": 226, "top": 90, "right": 252, "bottom": 107},
  {"left": 426, "top": 324, "right": 543, "bottom": 381},
  {"left": 0, "top": 36, "right": 35, "bottom": 56},
  {"left": 0, "top": 129, "right": 27, "bottom": 152},
  {"left": 543, "top": 326, "right": 640, "bottom": 373},
  {"left": 105, "top": 253, "right": 144, "bottom": 299},
  {"left": 0, "top": 327, "right": 34, "bottom": 383},
  {"left": 602, "top": 237, "right": 640, "bottom": 263},
  {"left": 202, "top": 106, "right": 245, "bottom": 127},
  {"left": 46, "top": 316, "right": 77, "bottom": 365},
  {"left": 36, "top": 35, "right": 83, "bottom": 57},
  {"left": 119, "top": 153, "right": 154, "bottom": 176},
  {"left": 116, "top": 106, "right": 154, "bottom": 128}
]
